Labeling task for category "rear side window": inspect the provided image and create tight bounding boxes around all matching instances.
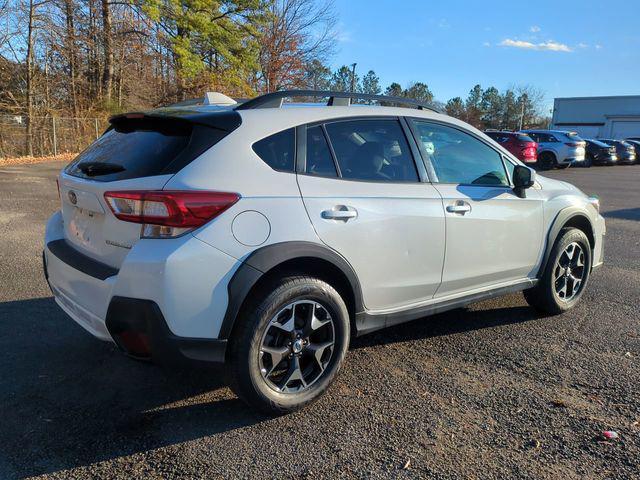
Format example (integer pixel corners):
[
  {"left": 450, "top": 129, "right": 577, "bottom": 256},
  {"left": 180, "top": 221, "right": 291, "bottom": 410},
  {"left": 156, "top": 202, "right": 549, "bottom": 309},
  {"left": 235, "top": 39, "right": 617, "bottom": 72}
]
[
  {"left": 517, "top": 134, "right": 534, "bottom": 142},
  {"left": 324, "top": 119, "right": 418, "bottom": 182},
  {"left": 66, "top": 118, "right": 204, "bottom": 181},
  {"left": 306, "top": 126, "right": 337, "bottom": 177},
  {"left": 253, "top": 128, "right": 296, "bottom": 172}
]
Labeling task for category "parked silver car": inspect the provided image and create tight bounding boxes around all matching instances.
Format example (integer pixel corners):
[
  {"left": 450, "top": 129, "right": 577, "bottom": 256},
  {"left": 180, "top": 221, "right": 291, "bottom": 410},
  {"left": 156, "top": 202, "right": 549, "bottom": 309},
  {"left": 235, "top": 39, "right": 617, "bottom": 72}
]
[
  {"left": 522, "top": 130, "right": 586, "bottom": 170},
  {"left": 44, "top": 90, "right": 605, "bottom": 413}
]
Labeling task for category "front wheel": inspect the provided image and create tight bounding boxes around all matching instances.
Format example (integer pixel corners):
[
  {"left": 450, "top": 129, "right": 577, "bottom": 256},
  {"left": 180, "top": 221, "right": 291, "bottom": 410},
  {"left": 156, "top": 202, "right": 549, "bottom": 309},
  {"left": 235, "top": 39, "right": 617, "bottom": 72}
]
[
  {"left": 583, "top": 154, "right": 593, "bottom": 168},
  {"left": 227, "top": 276, "right": 350, "bottom": 414},
  {"left": 524, "top": 228, "right": 592, "bottom": 315}
]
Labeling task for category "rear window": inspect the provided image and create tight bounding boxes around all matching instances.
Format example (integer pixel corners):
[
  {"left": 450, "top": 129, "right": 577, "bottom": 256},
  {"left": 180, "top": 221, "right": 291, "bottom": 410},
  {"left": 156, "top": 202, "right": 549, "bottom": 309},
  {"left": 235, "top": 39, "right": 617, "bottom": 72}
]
[
  {"left": 253, "top": 128, "right": 296, "bottom": 172},
  {"left": 517, "top": 134, "right": 534, "bottom": 142},
  {"left": 562, "top": 132, "right": 583, "bottom": 142},
  {"left": 66, "top": 117, "right": 228, "bottom": 181}
]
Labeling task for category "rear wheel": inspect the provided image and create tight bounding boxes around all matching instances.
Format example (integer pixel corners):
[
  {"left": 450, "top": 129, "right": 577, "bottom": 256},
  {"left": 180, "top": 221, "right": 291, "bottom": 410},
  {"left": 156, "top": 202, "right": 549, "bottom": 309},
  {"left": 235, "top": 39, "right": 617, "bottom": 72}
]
[
  {"left": 227, "top": 276, "right": 350, "bottom": 414},
  {"left": 538, "top": 152, "right": 556, "bottom": 170},
  {"left": 583, "top": 154, "right": 593, "bottom": 168},
  {"left": 524, "top": 228, "right": 591, "bottom": 315}
]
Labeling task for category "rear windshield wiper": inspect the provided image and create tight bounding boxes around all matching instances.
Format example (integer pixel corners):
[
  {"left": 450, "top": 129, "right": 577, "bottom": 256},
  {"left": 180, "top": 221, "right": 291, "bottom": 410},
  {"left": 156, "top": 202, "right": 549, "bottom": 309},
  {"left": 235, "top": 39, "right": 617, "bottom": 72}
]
[{"left": 77, "top": 162, "right": 126, "bottom": 176}]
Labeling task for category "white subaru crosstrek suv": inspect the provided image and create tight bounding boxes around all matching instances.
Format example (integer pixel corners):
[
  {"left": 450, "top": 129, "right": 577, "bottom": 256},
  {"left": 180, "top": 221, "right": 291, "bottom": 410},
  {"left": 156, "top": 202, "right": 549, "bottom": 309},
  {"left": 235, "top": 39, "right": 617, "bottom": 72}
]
[{"left": 44, "top": 90, "right": 605, "bottom": 414}]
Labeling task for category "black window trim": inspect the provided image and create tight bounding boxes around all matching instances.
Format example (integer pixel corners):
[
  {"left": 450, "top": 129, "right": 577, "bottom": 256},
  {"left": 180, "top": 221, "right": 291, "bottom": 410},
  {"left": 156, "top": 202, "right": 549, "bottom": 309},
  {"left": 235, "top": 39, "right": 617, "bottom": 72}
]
[
  {"left": 297, "top": 115, "right": 425, "bottom": 185},
  {"left": 321, "top": 123, "right": 342, "bottom": 177},
  {"left": 406, "top": 117, "right": 517, "bottom": 189}
]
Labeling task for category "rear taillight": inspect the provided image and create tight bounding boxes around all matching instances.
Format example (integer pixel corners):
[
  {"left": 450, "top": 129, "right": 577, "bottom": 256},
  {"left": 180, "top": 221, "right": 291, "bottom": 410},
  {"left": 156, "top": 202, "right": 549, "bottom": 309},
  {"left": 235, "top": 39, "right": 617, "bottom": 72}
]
[
  {"left": 522, "top": 143, "right": 538, "bottom": 162},
  {"left": 104, "top": 190, "right": 240, "bottom": 238}
]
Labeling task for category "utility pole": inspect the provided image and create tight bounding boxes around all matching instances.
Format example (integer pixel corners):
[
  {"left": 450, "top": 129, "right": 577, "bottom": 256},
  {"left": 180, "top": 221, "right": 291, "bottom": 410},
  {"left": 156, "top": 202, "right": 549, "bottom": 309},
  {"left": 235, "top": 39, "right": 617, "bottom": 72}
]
[
  {"left": 518, "top": 95, "right": 526, "bottom": 131},
  {"left": 350, "top": 63, "right": 357, "bottom": 92}
]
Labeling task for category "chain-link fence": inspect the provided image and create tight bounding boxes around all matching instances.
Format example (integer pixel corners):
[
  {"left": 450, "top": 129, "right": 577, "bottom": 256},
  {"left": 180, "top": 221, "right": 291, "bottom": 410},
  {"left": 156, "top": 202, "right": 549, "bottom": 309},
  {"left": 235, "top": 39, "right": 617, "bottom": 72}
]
[{"left": 0, "top": 115, "right": 109, "bottom": 159}]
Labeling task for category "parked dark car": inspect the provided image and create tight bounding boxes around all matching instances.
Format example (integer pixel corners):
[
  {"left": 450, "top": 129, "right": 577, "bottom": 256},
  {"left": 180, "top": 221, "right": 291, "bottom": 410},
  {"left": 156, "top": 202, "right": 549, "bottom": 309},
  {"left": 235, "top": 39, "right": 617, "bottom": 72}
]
[
  {"left": 483, "top": 130, "right": 538, "bottom": 164},
  {"left": 599, "top": 139, "right": 637, "bottom": 165},
  {"left": 625, "top": 139, "right": 640, "bottom": 156},
  {"left": 584, "top": 139, "right": 617, "bottom": 166}
]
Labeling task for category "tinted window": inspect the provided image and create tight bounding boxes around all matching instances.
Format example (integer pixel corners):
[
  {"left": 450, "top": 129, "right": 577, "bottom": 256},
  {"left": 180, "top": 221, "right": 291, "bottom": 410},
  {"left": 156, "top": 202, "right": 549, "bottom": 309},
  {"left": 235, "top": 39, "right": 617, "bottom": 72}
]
[
  {"left": 560, "top": 132, "right": 583, "bottom": 142},
  {"left": 253, "top": 128, "right": 295, "bottom": 172},
  {"left": 411, "top": 120, "right": 509, "bottom": 186},
  {"left": 485, "top": 132, "right": 511, "bottom": 143},
  {"left": 517, "top": 134, "right": 534, "bottom": 143},
  {"left": 306, "top": 126, "right": 337, "bottom": 177},
  {"left": 66, "top": 118, "right": 198, "bottom": 181},
  {"left": 527, "top": 132, "right": 556, "bottom": 143},
  {"left": 324, "top": 119, "right": 418, "bottom": 182}
]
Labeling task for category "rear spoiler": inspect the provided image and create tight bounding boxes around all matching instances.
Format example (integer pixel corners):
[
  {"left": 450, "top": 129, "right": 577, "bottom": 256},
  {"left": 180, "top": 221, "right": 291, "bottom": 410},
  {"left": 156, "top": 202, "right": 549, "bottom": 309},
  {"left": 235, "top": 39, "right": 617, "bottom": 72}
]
[{"left": 108, "top": 108, "right": 242, "bottom": 132}]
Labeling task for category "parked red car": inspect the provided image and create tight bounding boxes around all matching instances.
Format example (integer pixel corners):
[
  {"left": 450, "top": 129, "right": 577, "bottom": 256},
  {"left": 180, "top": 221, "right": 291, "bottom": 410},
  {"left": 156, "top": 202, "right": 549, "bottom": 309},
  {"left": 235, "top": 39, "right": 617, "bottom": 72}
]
[{"left": 484, "top": 130, "right": 538, "bottom": 164}]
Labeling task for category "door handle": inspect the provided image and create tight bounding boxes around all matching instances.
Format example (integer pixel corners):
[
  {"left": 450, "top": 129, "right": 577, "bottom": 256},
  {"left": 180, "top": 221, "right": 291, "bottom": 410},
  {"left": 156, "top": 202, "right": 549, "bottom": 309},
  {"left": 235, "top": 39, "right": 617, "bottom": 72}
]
[
  {"left": 446, "top": 202, "right": 471, "bottom": 215},
  {"left": 321, "top": 206, "right": 358, "bottom": 221}
]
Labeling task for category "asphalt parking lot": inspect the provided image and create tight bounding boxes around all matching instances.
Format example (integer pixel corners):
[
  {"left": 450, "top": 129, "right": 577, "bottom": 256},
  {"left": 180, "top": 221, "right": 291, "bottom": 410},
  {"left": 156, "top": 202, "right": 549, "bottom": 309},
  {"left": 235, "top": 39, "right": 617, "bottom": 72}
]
[{"left": 1, "top": 162, "right": 638, "bottom": 479}]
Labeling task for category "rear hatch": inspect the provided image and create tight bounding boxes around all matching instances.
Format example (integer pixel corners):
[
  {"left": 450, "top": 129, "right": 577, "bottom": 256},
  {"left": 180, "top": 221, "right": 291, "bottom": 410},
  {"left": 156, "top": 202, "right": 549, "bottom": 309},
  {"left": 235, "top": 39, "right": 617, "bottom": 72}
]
[
  {"left": 58, "top": 109, "right": 241, "bottom": 269},
  {"left": 564, "top": 131, "right": 585, "bottom": 158},
  {"left": 516, "top": 133, "right": 537, "bottom": 162}
]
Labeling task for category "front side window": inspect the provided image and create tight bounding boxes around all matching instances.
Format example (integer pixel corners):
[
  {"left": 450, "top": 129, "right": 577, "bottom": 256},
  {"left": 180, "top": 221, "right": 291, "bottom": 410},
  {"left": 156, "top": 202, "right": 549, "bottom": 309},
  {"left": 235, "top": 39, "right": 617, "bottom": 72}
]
[
  {"left": 410, "top": 120, "right": 509, "bottom": 186},
  {"left": 253, "top": 128, "right": 295, "bottom": 172},
  {"left": 324, "top": 119, "right": 418, "bottom": 182}
]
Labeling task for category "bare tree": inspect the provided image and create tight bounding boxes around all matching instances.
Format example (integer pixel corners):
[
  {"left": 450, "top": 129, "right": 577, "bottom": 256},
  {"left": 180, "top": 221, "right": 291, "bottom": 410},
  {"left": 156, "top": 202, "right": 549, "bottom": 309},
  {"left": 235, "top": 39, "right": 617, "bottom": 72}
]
[
  {"left": 258, "top": 0, "right": 337, "bottom": 92},
  {"left": 101, "top": 0, "right": 113, "bottom": 103}
]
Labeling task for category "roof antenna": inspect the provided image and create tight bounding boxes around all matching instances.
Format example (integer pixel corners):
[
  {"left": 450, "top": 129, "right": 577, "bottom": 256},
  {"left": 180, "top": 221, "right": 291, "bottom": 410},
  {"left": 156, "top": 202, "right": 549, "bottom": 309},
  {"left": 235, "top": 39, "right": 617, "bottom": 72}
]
[{"left": 203, "top": 92, "right": 237, "bottom": 106}]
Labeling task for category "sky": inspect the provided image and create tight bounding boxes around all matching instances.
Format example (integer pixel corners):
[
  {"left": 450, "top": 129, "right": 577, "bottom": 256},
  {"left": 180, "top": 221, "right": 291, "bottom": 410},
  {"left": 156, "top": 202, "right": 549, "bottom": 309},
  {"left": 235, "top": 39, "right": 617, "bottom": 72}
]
[{"left": 331, "top": 0, "right": 640, "bottom": 112}]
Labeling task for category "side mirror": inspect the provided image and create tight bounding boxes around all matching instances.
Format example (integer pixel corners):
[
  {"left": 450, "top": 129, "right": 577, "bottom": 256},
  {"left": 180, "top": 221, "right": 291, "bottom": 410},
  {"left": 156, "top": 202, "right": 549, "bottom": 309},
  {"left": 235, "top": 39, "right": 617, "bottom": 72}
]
[{"left": 512, "top": 165, "right": 535, "bottom": 198}]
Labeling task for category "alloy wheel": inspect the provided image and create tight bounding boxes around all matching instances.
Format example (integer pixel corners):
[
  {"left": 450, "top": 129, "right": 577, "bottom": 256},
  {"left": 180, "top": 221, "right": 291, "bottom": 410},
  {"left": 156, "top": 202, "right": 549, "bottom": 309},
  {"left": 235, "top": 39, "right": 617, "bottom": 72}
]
[
  {"left": 554, "top": 242, "right": 586, "bottom": 302},
  {"left": 258, "top": 300, "right": 335, "bottom": 393}
]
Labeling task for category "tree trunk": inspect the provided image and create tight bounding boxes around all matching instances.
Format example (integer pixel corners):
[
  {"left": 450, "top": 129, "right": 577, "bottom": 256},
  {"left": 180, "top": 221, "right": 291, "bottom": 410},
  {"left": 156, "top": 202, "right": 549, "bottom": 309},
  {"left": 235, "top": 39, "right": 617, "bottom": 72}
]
[
  {"left": 25, "top": 0, "right": 35, "bottom": 156},
  {"left": 101, "top": 0, "right": 113, "bottom": 104},
  {"left": 64, "top": 0, "right": 78, "bottom": 117}
]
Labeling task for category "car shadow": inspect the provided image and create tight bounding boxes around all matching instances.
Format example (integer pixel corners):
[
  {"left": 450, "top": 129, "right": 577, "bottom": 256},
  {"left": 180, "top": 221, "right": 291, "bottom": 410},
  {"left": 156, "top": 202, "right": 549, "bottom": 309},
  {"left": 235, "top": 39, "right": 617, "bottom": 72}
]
[
  {"left": 0, "top": 297, "right": 267, "bottom": 478},
  {"left": 603, "top": 207, "right": 640, "bottom": 221},
  {"left": 1, "top": 295, "right": 540, "bottom": 478},
  {"left": 351, "top": 299, "right": 540, "bottom": 350}
]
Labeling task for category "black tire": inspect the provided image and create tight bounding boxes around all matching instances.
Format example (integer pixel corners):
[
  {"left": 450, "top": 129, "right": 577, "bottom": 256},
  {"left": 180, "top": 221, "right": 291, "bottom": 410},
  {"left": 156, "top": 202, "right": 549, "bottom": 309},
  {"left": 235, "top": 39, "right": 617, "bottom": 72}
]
[
  {"left": 583, "top": 154, "right": 593, "bottom": 168},
  {"left": 524, "top": 228, "right": 591, "bottom": 315},
  {"left": 227, "top": 276, "right": 350, "bottom": 414},
  {"left": 538, "top": 151, "right": 556, "bottom": 170}
]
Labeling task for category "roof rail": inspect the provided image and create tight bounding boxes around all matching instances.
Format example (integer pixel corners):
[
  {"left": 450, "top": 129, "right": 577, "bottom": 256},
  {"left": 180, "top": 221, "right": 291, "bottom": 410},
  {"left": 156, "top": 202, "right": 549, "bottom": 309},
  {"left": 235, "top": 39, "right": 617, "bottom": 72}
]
[{"left": 235, "top": 90, "right": 442, "bottom": 113}]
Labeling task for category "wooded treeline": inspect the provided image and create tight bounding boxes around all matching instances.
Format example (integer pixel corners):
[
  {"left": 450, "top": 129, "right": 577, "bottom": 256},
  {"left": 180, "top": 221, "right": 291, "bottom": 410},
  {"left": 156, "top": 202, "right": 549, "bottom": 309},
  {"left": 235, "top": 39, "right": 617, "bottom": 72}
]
[{"left": 0, "top": 0, "right": 548, "bottom": 158}]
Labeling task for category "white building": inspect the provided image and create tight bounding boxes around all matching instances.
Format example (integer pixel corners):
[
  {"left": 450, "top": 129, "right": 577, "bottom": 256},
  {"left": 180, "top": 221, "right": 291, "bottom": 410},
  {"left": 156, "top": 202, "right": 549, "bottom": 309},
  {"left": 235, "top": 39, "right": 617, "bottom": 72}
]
[{"left": 551, "top": 95, "right": 640, "bottom": 139}]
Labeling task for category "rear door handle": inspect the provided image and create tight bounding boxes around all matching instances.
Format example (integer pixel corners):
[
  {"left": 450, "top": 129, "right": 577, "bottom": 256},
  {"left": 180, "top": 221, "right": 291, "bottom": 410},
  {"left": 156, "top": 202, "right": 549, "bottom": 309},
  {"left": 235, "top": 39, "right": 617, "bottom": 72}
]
[
  {"left": 321, "top": 206, "right": 358, "bottom": 221},
  {"left": 446, "top": 202, "right": 471, "bottom": 215}
]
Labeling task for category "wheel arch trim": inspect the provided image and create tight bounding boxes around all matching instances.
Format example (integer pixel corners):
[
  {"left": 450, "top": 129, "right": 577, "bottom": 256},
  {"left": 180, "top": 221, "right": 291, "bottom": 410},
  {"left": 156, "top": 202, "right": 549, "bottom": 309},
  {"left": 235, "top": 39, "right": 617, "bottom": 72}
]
[
  {"left": 537, "top": 207, "right": 595, "bottom": 278},
  {"left": 218, "top": 241, "right": 364, "bottom": 339}
]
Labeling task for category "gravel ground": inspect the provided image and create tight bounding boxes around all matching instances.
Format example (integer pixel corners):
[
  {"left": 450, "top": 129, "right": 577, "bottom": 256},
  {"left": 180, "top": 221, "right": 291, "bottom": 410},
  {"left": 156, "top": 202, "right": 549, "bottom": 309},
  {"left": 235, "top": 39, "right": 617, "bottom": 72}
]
[{"left": 0, "top": 162, "right": 638, "bottom": 479}]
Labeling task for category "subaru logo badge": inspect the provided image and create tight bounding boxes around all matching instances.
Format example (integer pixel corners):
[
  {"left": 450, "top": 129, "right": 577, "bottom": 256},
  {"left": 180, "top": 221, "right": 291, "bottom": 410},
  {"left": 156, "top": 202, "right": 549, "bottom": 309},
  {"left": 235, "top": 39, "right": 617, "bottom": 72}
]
[{"left": 68, "top": 190, "right": 77, "bottom": 205}]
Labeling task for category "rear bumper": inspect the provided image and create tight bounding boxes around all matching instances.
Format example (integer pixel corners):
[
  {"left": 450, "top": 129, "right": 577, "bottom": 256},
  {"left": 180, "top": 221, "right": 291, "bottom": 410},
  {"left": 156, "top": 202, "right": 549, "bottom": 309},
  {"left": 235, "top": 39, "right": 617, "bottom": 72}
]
[
  {"left": 105, "top": 296, "right": 227, "bottom": 363},
  {"left": 44, "top": 210, "right": 238, "bottom": 364},
  {"left": 563, "top": 156, "right": 584, "bottom": 164}
]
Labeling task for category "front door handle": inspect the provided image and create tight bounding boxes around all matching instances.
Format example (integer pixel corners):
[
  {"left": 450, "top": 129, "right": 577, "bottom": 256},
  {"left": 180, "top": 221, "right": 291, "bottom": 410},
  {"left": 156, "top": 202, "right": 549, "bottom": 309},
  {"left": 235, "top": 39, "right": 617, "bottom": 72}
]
[
  {"left": 446, "top": 202, "right": 471, "bottom": 215},
  {"left": 321, "top": 206, "right": 358, "bottom": 221}
]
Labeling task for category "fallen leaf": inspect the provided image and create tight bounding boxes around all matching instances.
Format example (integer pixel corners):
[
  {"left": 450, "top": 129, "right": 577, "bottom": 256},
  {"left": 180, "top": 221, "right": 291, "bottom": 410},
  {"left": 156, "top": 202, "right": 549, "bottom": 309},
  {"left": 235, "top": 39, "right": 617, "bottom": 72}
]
[{"left": 402, "top": 459, "right": 411, "bottom": 470}]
